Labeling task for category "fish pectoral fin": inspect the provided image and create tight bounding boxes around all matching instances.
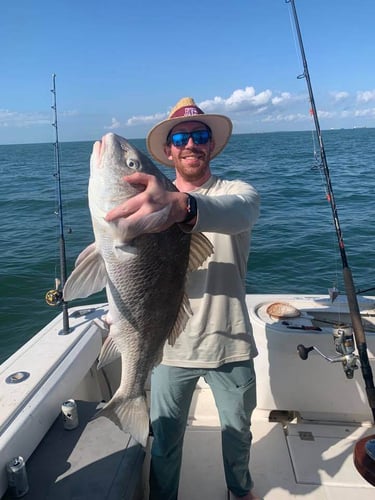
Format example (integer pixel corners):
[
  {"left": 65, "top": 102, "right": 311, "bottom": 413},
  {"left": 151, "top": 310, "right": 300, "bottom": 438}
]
[
  {"left": 97, "top": 335, "right": 121, "bottom": 369},
  {"left": 188, "top": 232, "right": 214, "bottom": 271},
  {"left": 115, "top": 205, "right": 172, "bottom": 241},
  {"left": 112, "top": 241, "right": 138, "bottom": 261},
  {"left": 63, "top": 246, "right": 107, "bottom": 301},
  {"left": 74, "top": 242, "right": 96, "bottom": 266},
  {"left": 168, "top": 292, "right": 192, "bottom": 346}
]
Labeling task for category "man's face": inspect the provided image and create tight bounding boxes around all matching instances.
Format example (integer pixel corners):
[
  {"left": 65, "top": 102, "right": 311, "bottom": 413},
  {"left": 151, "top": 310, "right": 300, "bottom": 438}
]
[{"left": 164, "top": 121, "right": 215, "bottom": 183}]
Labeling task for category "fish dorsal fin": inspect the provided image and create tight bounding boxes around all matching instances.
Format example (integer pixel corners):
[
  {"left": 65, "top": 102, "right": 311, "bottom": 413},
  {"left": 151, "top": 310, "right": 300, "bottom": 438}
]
[
  {"left": 63, "top": 243, "right": 107, "bottom": 301},
  {"left": 97, "top": 334, "right": 121, "bottom": 369},
  {"left": 188, "top": 232, "right": 213, "bottom": 271},
  {"left": 168, "top": 292, "right": 192, "bottom": 346}
]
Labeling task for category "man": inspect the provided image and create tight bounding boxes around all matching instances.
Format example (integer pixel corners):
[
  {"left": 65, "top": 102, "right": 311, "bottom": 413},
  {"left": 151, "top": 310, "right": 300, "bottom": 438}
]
[{"left": 106, "top": 97, "right": 260, "bottom": 500}]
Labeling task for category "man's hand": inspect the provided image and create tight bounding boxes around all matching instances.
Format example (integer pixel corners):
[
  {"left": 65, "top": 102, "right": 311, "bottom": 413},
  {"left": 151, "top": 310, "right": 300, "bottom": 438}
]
[{"left": 105, "top": 172, "right": 190, "bottom": 237}]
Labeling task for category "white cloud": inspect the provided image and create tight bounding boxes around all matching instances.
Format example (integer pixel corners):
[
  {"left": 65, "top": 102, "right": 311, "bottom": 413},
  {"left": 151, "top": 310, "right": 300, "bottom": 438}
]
[
  {"left": 0, "top": 109, "right": 14, "bottom": 126},
  {"left": 271, "top": 92, "right": 292, "bottom": 105},
  {"left": 104, "top": 117, "right": 121, "bottom": 130},
  {"left": 262, "top": 112, "right": 309, "bottom": 123},
  {"left": 356, "top": 90, "right": 375, "bottom": 103},
  {"left": 336, "top": 108, "right": 375, "bottom": 119},
  {"left": 198, "top": 95, "right": 226, "bottom": 112},
  {"left": 119, "top": 86, "right": 344, "bottom": 132},
  {"left": 0, "top": 109, "right": 16, "bottom": 120},
  {"left": 0, "top": 109, "right": 49, "bottom": 128},
  {"left": 126, "top": 112, "right": 166, "bottom": 126},
  {"left": 120, "top": 85, "right": 353, "bottom": 132},
  {"left": 330, "top": 91, "right": 349, "bottom": 102},
  {"left": 317, "top": 110, "right": 336, "bottom": 119},
  {"left": 5, "top": 84, "right": 371, "bottom": 140},
  {"left": 353, "top": 108, "right": 375, "bottom": 117},
  {"left": 60, "top": 109, "right": 79, "bottom": 117},
  {"left": 199, "top": 86, "right": 273, "bottom": 113}
]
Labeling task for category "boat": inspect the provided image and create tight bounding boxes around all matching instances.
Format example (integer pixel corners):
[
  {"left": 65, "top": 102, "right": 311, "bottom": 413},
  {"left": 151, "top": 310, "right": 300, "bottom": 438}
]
[
  {"left": 1, "top": 295, "right": 375, "bottom": 498},
  {"left": 1, "top": 1, "right": 374, "bottom": 498}
]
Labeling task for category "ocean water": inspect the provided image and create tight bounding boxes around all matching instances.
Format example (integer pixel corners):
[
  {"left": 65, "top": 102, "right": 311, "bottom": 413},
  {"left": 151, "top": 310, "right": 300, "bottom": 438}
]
[{"left": 1, "top": 129, "right": 374, "bottom": 363}]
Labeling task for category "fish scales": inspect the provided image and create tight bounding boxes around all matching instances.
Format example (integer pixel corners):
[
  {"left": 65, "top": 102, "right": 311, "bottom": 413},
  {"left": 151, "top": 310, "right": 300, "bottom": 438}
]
[{"left": 63, "top": 133, "right": 212, "bottom": 446}]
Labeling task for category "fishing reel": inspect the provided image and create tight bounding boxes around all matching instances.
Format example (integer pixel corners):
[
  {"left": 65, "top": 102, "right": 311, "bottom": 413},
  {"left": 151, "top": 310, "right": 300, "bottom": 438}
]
[
  {"left": 297, "top": 324, "right": 359, "bottom": 379},
  {"left": 45, "top": 279, "right": 63, "bottom": 307}
]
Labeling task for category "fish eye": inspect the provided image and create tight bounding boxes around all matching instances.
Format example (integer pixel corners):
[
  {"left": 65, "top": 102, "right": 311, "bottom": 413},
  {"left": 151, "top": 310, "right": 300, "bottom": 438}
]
[{"left": 127, "top": 158, "right": 139, "bottom": 170}]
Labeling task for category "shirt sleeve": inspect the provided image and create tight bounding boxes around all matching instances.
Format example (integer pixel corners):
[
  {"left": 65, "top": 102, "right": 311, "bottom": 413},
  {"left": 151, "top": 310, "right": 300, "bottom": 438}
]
[{"left": 191, "top": 180, "right": 260, "bottom": 235}]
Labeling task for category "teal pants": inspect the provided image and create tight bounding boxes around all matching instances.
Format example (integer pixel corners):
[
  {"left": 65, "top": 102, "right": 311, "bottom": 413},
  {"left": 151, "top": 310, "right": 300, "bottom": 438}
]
[{"left": 149, "top": 360, "right": 256, "bottom": 500}]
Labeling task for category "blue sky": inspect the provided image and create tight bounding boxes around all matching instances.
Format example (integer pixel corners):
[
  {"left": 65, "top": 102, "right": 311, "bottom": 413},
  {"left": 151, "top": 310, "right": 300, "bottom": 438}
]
[{"left": 1, "top": 0, "right": 375, "bottom": 145}]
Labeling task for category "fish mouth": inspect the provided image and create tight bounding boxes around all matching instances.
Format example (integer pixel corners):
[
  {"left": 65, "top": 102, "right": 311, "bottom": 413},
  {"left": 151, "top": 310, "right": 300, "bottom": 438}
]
[
  {"left": 93, "top": 139, "right": 102, "bottom": 157},
  {"left": 92, "top": 133, "right": 116, "bottom": 162},
  {"left": 93, "top": 133, "right": 115, "bottom": 154},
  {"left": 91, "top": 140, "right": 104, "bottom": 171},
  {"left": 91, "top": 133, "right": 132, "bottom": 172}
]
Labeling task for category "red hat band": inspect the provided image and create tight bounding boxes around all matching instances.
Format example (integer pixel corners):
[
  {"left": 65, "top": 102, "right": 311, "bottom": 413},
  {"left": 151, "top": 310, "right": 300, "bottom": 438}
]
[{"left": 170, "top": 105, "right": 204, "bottom": 118}]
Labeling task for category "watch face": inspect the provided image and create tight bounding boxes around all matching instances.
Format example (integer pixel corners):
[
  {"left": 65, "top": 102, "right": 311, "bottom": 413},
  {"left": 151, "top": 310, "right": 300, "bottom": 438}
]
[{"left": 184, "top": 194, "right": 197, "bottom": 222}]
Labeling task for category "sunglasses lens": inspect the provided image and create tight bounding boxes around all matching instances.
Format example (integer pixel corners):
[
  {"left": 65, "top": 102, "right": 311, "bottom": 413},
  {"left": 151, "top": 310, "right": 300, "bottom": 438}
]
[
  {"left": 170, "top": 130, "right": 211, "bottom": 147},
  {"left": 192, "top": 130, "right": 210, "bottom": 144},
  {"left": 171, "top": 132, "right": 189, "bottom": 147}
]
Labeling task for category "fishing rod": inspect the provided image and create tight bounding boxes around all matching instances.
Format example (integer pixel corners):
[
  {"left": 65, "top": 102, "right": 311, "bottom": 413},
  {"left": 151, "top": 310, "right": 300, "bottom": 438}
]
[
  {"left": 45, "top": 73, "right": 70, "bottom": 334},
  {"left": 286, "top": 0, "right": 375, "bottom": 421}
]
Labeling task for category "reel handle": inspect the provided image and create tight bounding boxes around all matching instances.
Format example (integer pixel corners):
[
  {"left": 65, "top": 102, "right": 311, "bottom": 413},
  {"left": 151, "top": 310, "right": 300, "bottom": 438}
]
[{"left": 297, "top": 344, "right": 314, "bottom": 360}]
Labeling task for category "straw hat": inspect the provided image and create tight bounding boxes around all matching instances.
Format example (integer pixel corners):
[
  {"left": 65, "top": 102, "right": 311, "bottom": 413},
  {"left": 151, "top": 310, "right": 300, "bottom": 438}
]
[{"left": 146, "top": 97, "right": 232, "bottom": 167}]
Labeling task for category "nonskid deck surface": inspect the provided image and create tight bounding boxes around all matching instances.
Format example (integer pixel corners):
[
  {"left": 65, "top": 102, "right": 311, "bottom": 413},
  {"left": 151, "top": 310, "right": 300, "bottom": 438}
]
[
  {"left": 3, "top": 401, "right": 144, "bottom": 500},
  {"left": 178, "top": 412, "right": 375, "bottom": 500},
  {"left": 5, "top": 407, "right": 374, "bottom": 500}
]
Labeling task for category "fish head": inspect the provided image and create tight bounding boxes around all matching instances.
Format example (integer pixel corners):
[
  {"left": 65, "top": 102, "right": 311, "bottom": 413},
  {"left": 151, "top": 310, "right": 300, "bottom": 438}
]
[
  {"left": 89, "top": 133, "right": 175, "bottom": 242},
  {"left": 90, "top": 133, "right": 139, "bottom": 213},
  {"left": 89, "top": 133, "right": 170, "bottom": 213}
]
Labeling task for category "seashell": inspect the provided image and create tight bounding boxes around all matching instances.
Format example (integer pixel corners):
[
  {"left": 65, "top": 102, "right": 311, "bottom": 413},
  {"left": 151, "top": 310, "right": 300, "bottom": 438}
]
[{"left": 266, "top": 302, "right": 301, "bottom": 319}]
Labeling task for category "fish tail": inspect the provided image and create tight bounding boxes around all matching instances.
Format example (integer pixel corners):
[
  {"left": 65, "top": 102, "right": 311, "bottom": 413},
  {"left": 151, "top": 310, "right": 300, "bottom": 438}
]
[{"left": 93, "top": 393, "right": 149, "bottom": 447}]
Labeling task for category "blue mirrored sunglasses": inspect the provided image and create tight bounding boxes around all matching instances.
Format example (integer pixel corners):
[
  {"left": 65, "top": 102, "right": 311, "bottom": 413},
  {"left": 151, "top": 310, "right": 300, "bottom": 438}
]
[{"left": 167, "top": 129, "right": 211, "bottom": 147}]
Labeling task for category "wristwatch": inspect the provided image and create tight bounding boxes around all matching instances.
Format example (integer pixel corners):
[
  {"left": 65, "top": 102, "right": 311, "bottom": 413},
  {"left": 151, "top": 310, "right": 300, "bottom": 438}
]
[{"left": 183, "top": 194, "right": 197, "bottom": 223}]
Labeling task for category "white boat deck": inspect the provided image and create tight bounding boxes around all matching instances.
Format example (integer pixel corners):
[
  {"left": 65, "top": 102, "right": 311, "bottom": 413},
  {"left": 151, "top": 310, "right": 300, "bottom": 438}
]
[
  {"left": 1, "top": 296, "right": 375, "bottom": 499},
  {"left": 178, "top": 414, "right": 375, "bottom": 499},
  {"left": 7, "top": 402, "right": 374, "bottom": 500},
  {"left": 171, "top": 384, "right": 375, "bottom": 500},
  {"left": 2, "top": 401, "right": 144, "bottom": 500},
  {"left": 3, "top": 394, "right": 375, "bottom": 500}
]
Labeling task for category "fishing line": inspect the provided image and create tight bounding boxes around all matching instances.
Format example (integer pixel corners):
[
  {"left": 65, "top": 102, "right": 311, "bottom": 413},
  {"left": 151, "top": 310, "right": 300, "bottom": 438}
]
[
  {"left": 287, "top": 5, "right": 303, "bottom": 78},
  {"left": 51, "top": 146, "right": 72, "bottom": 284},
  {"left": 289, "top": 0, "right": 346, "bottom": 305},
  {"left": 286, "top": 0, "right": 375, "bottom": 421},
  {"left": 309, "top": 116, "right": 342, "bottom": 303},
  {"left": 47, "top": 73, "right": 70, "bottom": 334},
  {"left": 51, "top": 88, "right": 64, "bottom": 288},
  {"left": 288, "top": 0, "right": 340, "bottom": 294}
]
